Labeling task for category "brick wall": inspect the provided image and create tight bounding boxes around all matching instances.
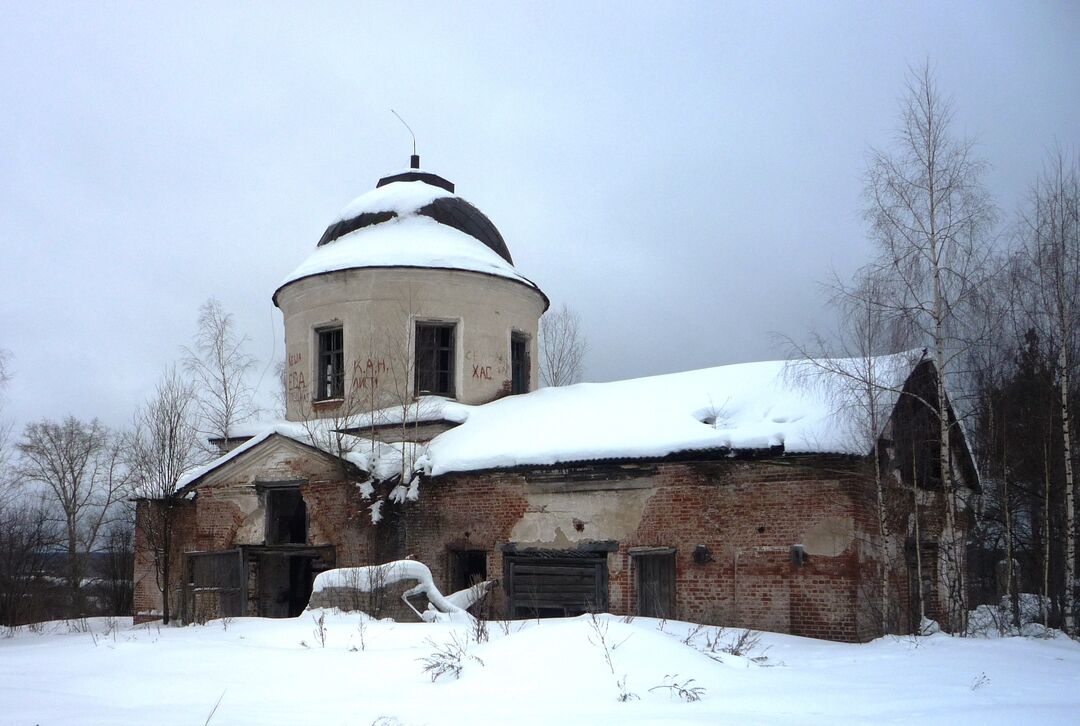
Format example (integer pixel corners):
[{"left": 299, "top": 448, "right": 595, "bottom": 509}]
[
  {"left": 139, "top": 439, "right": 955, "bottom": 642},
  {"left": 133, "top": 498, "right": 196, "bottom": 624},
  {"left": 396, "top": 455, "right": 903, "bottom": 642}
]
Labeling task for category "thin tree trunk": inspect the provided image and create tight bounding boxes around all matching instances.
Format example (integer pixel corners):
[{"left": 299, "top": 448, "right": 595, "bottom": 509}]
[
  {"left": 913, "top": 450, "right": 926, "bottom": 629},
  {"left": 66, "top": 517, "right": 82, "bottom": 616},
  {"left": 875, "top": 437, "right": 889, "bottom": 634},
  {"left": 935, "top": 345, "right": 964, "bottom": 631},
  {"left": 1059, "top": 343, "right": 1075, "bottom": 634},
  {"left": 161, "top": 510, "right": 172, "bottom": 625},
  {"left": 1043, "top": 441, "right": 1051, "bottom": 626},
  {"left": 1002, "top": 410, "right": 1019, "bottom": 628}
]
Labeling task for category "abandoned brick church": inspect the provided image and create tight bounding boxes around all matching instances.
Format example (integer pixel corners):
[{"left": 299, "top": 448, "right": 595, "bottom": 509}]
[{"left": 133, "top": 158, "right": 978, "bottom": 642}]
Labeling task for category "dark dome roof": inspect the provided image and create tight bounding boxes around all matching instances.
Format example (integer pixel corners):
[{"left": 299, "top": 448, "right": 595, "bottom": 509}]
[{"left": 316, "top": 171, "right": 514, "bottom": 265}]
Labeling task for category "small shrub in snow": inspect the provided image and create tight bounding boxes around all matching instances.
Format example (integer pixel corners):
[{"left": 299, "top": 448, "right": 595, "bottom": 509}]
[
  {"left": 694, "top": 627, "right": 725, "bottom": 663},
  {"left": 418, "top": 632, "right": 483, "bottom": 682},
  {"left": 354, "top": 619, "right": 368, "bottom": 651},
  {"left": 66, "top": 618, "right": 91, "bottom": 633},
  {"left": 649, "top": 675, "right": 706, "bottom": 702},
  {"left": 588, "top": 612, "right": 626, "bottom": 675},
  {"left": 616, "top": 675, "right": 639, "bottom": 702},
  {"left": 723, "top": 629, "right": 761, "bottom": 657},
  {"left": 311, "top": 612, "right": 327, "bottom": 648},
  {"left": 471, "top": 612, "right": 489, "bottom": 644},
  {"left": 682, "top": 623, "right": 705, "bottom": 645},
  {"left": 703, "top": 627, "right": 723, "bottom": 652},
  {"left": 970, "top": 672, "right": 990, "bottom": 690}
]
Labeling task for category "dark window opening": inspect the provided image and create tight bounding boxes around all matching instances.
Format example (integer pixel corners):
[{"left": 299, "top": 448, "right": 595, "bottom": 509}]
[
  {"left": 266, "top": 489, "right": 307, "bottom": 545},
  {"left": 451, "top": 550, "right": 488, "bottom": 592},
  {"left": 316, "top": 327, "right": 344, "bottom": 400},
  {"left": 510, "top": 332, "right": 529, "bottom": 395},
  {"left": 415, "top": 322, "right": 456, "bottom": 397}
]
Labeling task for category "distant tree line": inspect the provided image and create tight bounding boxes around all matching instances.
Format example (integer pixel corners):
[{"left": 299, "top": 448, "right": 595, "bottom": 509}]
[{"left": 0, "top": 298, "right": 255, "bottom": 626}]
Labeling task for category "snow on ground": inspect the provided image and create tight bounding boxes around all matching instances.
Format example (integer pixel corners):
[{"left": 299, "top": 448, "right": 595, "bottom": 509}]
[{"left": 2, "top": 612, "right": 1078, "bottom": 725}]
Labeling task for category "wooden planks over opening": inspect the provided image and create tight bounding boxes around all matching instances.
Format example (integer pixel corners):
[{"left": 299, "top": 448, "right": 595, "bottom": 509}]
[{"left": 504, "top": 553, "right": 608, "bottom": 618}]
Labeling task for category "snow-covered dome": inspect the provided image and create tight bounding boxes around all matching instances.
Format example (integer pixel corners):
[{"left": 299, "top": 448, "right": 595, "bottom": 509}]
[{"left": 274, "top": 164, "right": 537, "bottom": 300}]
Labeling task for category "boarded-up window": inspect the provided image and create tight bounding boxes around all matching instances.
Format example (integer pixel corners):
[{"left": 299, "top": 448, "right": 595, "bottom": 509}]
[
  {"left": 505, "top": 554, "right": 607, "bottom": 618},
  {"left": 633, "top": 549, "right": 676, "bottom": 619}
]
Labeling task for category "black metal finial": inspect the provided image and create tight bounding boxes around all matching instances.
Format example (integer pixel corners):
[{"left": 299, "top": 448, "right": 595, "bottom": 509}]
[{"left": 391, "top": 109, "right": 418, "bottom": 168}]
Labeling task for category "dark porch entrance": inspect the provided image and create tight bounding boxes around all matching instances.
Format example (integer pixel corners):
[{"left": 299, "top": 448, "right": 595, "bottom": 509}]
[{"left": 182, "top": 545, "right": 335, "bottom": 621}]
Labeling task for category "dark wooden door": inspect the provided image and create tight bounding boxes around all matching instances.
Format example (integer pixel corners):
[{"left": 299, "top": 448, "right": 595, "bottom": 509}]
[
  {"left": 184, "top": 550, "right": 245, "bottom": 621},
  {"left": 635, "top": 551, "right": 675, "bottom": 619}
]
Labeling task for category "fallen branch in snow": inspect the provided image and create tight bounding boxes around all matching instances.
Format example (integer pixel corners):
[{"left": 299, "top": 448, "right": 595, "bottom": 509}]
[
  {"left": 649, "top": 675, "right": 706, "bottom": 702},
  {"left": 310, "top": 560, "right": 494, "bottom": 622}
]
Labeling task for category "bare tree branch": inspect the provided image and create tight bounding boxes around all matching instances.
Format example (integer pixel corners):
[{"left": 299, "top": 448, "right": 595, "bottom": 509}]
[
  {"left": 128, "top": 367, "right": 203, "bottom": 624},
  {"left": 183, "top": 298, "right": 257, "bottom": 444},
  {"left": 539, "top": 303, "right": 587, "bottom": 387}
]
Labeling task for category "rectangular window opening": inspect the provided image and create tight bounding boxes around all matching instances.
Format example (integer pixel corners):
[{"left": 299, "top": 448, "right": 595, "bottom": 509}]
[
  {"left": 511, "top": 332, "right": 530, "bottom": 395},
  {"left": 415, "top": 322, "right": 456, "bottom": 397},
  {"left": 316, "top": 327, "right": 344, "bottom": 400},
  {"left": 265, "top": 488, "right": 307, "bottom": 545},
  {"left": 450, "top": 550, "right": 488, "bottom": 593}
]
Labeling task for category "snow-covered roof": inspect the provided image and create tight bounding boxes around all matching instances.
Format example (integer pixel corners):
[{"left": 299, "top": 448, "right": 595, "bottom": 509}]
[
  {"left": 416, "top": 352, "right": 923, "bottom": 475},
  {"left": 169, "top": 352, "right": 929, "bottom": 492},
  {"left": 276, "top": 179, "right": 541, "bottom": 295},
  {"left": 331, "top": 178, "right": 454, "bottom": 222},
  {"left": 172, "top": 421, "right": 371, "bottom": 494}
]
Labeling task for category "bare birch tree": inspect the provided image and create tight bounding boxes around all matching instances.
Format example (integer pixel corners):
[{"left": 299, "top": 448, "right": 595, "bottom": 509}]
[
  {"left": 184, "top": 298, "right": 257, "bottom": 445},
  {"left": 865, "top": 63, "right": 997, "bottom": 631},
  {"left": 539, "top": 303, "right": 587, "bottom": 387},
  {"left": 1015, "top": 149, "right": 1080, "bottom": 634},
  {"left": 17, "top": 417, "right": 129, "bottom": 614},
  {"left": 787, "top": 267, "right": 915, "bottom": 633},
  {"left": 129, "top": 367, "right": 203, "bottom": 624}
]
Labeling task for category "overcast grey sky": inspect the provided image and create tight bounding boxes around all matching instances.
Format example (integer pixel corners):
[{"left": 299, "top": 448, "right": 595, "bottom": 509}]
[{"left": 1, "top": 1, "right": 1078, "bottom": 432}]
